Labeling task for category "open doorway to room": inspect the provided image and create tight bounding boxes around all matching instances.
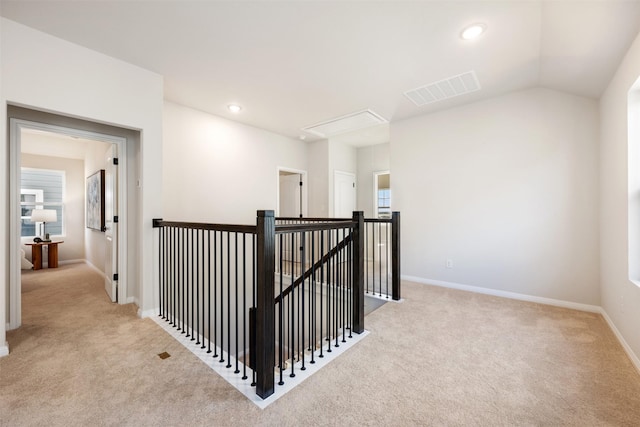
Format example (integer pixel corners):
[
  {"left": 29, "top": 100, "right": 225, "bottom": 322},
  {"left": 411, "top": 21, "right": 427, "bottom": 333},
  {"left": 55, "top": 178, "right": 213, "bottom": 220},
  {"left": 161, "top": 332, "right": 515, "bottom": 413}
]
[
  {"left": 374, "top": 171, "right": 391, "bottom": 219},
  {"left": 8, "top": 114, "right": 131, "bottom": 331},
  {"left": 277, "top": 167, "right": 308, "bottom": 218}
]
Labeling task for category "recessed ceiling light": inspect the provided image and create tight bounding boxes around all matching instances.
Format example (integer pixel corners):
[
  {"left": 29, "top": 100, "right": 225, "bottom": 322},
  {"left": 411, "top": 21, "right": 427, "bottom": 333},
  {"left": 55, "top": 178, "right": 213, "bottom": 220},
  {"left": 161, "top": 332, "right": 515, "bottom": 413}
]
[
  {"left": 228, "top": 104, "right": 242, "bottom": 113},
  {"left": 461, "top": 23, "right": 486, "bottom": 40}
]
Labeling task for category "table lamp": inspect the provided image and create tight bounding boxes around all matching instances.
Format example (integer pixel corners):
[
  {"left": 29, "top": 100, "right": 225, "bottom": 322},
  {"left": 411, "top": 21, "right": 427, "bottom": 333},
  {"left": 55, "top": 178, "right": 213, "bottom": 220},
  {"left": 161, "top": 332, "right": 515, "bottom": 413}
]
[{"left": 30, "top": 209, "right": 57, "bottom": 242}]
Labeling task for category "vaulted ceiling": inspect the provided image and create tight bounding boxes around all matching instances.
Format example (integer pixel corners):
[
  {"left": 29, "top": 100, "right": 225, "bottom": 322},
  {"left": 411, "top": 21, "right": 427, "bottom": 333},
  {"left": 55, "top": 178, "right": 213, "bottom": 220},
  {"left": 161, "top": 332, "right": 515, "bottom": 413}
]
[{"left": 2, "top": 1, "right": 640, "bottom": 146}]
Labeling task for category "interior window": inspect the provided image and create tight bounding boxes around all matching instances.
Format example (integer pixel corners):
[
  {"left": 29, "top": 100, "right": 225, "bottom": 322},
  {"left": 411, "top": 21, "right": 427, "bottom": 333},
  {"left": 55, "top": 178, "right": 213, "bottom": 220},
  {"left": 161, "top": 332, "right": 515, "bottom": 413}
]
[{"left": 20, "top": 168, "right": 65, "bottom": 238}]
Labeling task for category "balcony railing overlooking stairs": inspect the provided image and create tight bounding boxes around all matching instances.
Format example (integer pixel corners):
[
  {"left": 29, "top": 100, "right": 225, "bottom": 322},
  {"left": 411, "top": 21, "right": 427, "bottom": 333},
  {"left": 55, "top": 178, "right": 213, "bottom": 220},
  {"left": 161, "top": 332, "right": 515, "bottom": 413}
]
[{"left": 153, "top": 210, "right": 400, "bottom": 400}]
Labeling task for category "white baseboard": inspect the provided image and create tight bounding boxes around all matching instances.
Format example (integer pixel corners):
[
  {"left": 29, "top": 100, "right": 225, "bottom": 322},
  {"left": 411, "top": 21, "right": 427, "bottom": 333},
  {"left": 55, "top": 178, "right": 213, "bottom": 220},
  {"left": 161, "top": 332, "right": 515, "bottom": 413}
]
[
  {"left": 402, "top": 275, "right": 601, "bottom": 313},
  {"left": 0, "top": 342, "right": 9, "bottom": 357},
  {"left": 138, "top": 307, "right": 157, "bottom": 319},
  {"left": 84, "top": 260, "right": 107, "bottom": 280},
  {"left": 59, "top": 259, "right": 85, "bottom": 266},
  {"left": 599, "top": 309, "right": 640, "bottom": 375}
]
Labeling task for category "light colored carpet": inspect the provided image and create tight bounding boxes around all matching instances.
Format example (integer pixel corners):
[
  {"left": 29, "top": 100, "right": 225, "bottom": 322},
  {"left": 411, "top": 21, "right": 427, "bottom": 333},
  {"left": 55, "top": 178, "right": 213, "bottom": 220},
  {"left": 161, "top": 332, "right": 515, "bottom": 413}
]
[{"left": 2, "top": 263, "right": 640, "bottom": 426}]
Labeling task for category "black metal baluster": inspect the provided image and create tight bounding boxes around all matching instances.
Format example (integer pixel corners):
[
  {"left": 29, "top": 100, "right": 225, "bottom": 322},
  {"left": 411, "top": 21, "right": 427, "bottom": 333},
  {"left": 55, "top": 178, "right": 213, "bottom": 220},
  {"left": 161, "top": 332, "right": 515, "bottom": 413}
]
[
  {"left": 336, "top": 227, "right": 341, "bottom": 347},
  {"left": 348, "top": 226, "right": 353, "bottom": 338},
  {"left": 252, "top": 233, "right": 257, "bottom": 387},
  {"left": 371, "top": 222, "right": 376, "bottom": 297},
  {"left": 326, "top": 230, "right": 332, "bottom": 354},
  {"left": 195, "top": 229, "right": 200, "bottom": 344},
  {"left": 207, "top": 230, "right": 212, "bottom": 354},
  {"left": 226, "top": 232, "right": 232, "bottom": 368},
  {"left": 300, "top": 231, "right": 306, "bottom": 371},
  {"left": 310, "top": 230, "right": 316, "bottom": 364},
  {"left": 182, "top": 228, "right": 187, "bottom": 334},
  {"left": 213, "top": 230, "right": 219, "bottom": 358},
  {"left": 385, "top": 222, "right": 389, "bottom": 298},
  {"left": 340, "top": 228, "right": 349, "bottom": 342},
  {"left": 242, "top": 233, "right": 248, "bottom": 380},
  {"left": 220, "top": 231, "right": 225, "bottom": 364},
  {"left": 319, "top": 230, "right": 324, "bottom": 358},
  {"left": 289, "top": 231, "right": 295, "bottom": 378},
  {"left": 172, "top": 227, "right": 177, "bottom": 327},
  {"left": 235, "top": 232, "right": 240, "bottom": 374},
  {"left": 158, "top": 225, "right": 163, "bottom": 318},
  {"left": 278, "top": 233, "right": 284, "bottom": 386},
  {"left": 201, "top": 229, "right": 206, "bottom": 348},
  {"left": 186, "top": 228, "right": 194, "bottom": 341},
  {"left": 365, "top": 222, "right": 369, "bottom": 295}
]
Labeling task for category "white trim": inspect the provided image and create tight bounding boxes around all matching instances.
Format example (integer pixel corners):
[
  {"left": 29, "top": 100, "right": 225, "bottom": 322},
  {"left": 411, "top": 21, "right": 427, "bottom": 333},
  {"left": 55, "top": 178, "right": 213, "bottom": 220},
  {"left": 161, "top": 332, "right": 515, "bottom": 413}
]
[
  {"left": 58, "top": 259, "right": 85, "bottom": 266},
  {"left": 152, "top": 315, "right": 369, "bottom": 409},
  {"left": 599, "top": 309, "right": 640, "bottom": 375},
  {"left": 9, "top": 119, "right": 130, "bottom": 329},
  {"left": 84, "top": 259, "right": 107, "bottom": 280},
  {"left": 138, "top": 307, "right": 156, "bottom": 318},
  {"left": 0, "top": 342, "right": 9, "bottom": 357},
  {"left": 402, "top": 275, "right": 601, "bottom": 313},
  {"left": 9, "top": 119, "right": 22, "bottom": 330}
]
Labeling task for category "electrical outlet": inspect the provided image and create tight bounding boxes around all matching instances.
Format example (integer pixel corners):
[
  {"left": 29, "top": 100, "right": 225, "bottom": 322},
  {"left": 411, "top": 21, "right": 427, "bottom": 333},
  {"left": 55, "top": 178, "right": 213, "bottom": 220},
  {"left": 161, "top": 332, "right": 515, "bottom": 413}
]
[{"left": 446, "top": 259, "right": 453, "bottom": 269}]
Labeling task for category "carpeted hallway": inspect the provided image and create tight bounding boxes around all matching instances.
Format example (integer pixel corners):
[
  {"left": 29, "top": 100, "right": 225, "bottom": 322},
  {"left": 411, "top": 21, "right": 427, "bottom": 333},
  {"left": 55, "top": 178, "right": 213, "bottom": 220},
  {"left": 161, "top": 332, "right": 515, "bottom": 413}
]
[{"left": 2, "top": 262, "right": 640, "bottom": 426}]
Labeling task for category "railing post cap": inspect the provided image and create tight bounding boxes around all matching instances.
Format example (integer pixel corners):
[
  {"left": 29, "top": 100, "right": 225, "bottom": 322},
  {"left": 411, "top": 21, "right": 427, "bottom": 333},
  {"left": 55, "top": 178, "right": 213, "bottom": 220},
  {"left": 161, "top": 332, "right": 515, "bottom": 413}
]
[{"left": 257, "top": 210, "right": 275, "bottom": 218}]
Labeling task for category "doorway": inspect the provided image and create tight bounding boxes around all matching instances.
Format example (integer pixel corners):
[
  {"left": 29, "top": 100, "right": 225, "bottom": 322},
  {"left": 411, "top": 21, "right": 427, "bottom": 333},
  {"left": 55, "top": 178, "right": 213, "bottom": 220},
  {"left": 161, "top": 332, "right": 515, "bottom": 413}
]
[
  {"left": 374, "top": 171, "right": 391, "bottom": 219},
  {"left": 9, "top": 119, "right": 128, "bottom": 330},
  {"left": 277, "top": 167, "right": 308, "bottom": 218}
]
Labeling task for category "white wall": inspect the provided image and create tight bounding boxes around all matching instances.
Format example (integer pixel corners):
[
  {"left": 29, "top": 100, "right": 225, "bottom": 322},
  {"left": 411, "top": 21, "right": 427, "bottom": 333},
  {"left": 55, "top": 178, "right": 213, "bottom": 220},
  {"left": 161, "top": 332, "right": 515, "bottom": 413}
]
[
  {"left": 357, "top": 143, "right": 390, "bottom": 218},
  {"left": 600, "top": 30, "right": 640, "bottom": 365},
  {"left": 21, "top": 153, "right": 85, "bottom": 262},
  {"left": 162, "top": 102, "right": 307, "bottom": 224},
  {"left": 1, "top": 18, "right": 163, "bottom": 354},
  {"left": 307, "top": 139, "right": 329, "bottom": 217},
  {"left": 391, "top": 87, "right": 600, "bottom": 305}
]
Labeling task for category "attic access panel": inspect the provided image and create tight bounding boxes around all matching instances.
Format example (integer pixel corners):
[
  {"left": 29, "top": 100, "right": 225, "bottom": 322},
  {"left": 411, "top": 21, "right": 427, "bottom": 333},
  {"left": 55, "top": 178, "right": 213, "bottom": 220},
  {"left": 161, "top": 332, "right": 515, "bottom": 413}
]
[{"left": 302, "top": 109, "right": 387, "bottom": 138}]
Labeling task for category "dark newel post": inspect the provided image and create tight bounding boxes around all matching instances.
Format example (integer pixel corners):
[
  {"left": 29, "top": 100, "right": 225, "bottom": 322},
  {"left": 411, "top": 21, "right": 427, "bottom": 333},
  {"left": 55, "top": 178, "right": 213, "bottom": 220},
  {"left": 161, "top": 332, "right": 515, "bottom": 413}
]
[
  {"left": 352, "top": 211, "right": 365, "bottom": 334},
  {"left": 255, "top": 210, "right": 275, "bottom": 399},
  {"left": 391, "top": 211, "right": 401, "bottom": 301}
]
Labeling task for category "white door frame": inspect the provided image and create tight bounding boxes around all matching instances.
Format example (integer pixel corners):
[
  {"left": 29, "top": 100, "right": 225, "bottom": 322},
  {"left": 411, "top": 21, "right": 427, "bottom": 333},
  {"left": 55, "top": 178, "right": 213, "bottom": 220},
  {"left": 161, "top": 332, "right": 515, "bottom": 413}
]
[
  {"left": 8, "top": 119, "right": 129, "bottom": 329},
  {"left": 276, "top": 167, "right": 308, "bottom": 217}
]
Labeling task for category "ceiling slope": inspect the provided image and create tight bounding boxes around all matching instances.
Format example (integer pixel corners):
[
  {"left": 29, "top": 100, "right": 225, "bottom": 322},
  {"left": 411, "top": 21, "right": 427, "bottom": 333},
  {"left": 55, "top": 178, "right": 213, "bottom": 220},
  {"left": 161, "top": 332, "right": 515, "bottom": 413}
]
[{"left": 2, "top": 1, "right": 640, "bottom": 144}]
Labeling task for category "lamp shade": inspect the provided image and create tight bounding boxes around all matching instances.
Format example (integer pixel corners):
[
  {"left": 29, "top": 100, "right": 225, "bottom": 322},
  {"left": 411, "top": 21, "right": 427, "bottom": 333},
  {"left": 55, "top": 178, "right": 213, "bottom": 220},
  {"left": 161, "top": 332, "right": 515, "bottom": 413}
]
[{"left": 30, "top": 209, "right": 57, "bottom": 223}]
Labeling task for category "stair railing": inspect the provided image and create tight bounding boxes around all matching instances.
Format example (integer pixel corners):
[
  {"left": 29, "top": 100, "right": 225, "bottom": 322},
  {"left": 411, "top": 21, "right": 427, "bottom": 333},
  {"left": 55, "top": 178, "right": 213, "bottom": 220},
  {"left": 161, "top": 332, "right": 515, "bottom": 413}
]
[{"left": 153, "top": 211, "right": 367, "bottom": 400}]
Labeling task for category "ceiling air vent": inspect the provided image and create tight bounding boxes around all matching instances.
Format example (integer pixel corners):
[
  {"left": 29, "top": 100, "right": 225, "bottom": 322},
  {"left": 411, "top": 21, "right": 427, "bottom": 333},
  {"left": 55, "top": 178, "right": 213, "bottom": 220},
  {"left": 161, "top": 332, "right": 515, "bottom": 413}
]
[
  {"left": 302, "top": 109, "right": 387, "bottom": 138},
  {"left": 404, "top": 71, "right": 481, "bottom": 107}
]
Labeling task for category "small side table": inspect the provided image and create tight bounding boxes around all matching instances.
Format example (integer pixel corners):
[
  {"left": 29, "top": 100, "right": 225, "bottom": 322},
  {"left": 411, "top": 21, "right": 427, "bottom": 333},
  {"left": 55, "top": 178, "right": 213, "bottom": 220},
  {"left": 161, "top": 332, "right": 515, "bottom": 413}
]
[{"left": 25, "top": 241, "right": 64, "bottom": 270}]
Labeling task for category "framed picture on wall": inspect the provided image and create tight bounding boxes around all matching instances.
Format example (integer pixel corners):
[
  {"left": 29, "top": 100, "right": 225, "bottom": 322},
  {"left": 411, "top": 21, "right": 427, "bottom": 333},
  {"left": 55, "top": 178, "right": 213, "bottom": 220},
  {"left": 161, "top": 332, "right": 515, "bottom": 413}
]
[{"left": 86, "top": 169, "right": 105, "bottom": 232}]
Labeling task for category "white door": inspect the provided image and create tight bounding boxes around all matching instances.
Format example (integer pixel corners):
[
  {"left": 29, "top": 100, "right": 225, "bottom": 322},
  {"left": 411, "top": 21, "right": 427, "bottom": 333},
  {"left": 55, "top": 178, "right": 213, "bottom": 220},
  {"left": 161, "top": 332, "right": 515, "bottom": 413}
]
[
  {"left": 279, "top": 173, "right": 302, "bottom": 218},
  {"left": 104, "top": 144, "right": 118, "bottom": 302},
  {"left": 279, "top": 172, "right": 303, "bottom": 265},
  {"left": 334, "top": 171, "right": 356, "bottom": 218}
]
